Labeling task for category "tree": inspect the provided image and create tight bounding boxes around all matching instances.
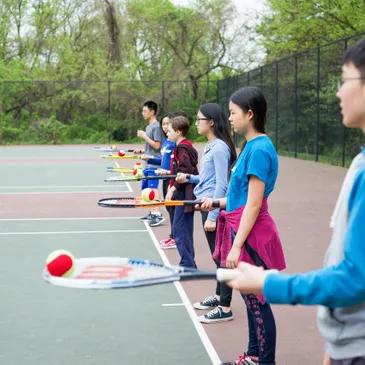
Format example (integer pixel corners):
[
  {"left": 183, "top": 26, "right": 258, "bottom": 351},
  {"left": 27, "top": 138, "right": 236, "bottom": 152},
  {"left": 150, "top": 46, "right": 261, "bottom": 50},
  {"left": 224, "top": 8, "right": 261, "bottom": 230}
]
[{"left": 256, "top": 0, "right": 365, "bottom": 61}]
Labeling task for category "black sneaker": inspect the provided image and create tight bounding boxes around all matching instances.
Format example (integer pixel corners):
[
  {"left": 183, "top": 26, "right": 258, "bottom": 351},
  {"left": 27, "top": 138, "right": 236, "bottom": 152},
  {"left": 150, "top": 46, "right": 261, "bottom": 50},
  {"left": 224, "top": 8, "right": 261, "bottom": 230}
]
[
  {"left": 149, "top": 214, "right": 165, "bottom": 227},
  {"left": 140, "top": 212, "right": 153, "bottom": 221},
  {"left": 198, "top": 307, "right": 233, "bottom": 323},
  {"left": 193, "top": 296, "right": 219, "bottom": 310}
]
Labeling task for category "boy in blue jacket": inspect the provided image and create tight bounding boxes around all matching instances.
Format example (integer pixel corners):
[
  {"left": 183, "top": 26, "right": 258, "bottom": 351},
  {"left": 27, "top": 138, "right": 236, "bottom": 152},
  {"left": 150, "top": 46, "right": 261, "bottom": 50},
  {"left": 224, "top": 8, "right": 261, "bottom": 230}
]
[{"left": 216, "top": 38, "right": 365, "bottom": 365}]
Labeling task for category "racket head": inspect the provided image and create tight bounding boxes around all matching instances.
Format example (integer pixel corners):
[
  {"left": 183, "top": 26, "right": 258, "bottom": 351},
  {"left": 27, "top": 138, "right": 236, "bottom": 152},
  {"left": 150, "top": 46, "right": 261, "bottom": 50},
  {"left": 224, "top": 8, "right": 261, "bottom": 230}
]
[
  {"left": 105, "top": 167, "right": 134, "bottom": 173},
  {"left": 42, "top": 257, "right": 182, "bottom": 289},
  {"left": 98, "top": 197, "right": 160, "bottom": 208},
  {"left": 93, "top": 147, "right": 116, "bottom": 152}
]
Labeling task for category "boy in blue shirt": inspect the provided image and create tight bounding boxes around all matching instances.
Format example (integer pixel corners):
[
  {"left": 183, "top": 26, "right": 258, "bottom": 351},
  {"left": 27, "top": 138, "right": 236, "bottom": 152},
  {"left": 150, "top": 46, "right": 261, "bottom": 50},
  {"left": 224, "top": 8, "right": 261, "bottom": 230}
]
[{"left": 222, "top": 39, "right": 365, "bottom": 365}]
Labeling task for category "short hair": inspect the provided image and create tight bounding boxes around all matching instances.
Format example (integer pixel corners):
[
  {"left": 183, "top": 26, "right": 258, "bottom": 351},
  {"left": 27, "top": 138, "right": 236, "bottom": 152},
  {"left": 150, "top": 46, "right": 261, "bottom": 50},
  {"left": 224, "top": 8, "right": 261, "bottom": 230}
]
[
  {"left": 344, "top": 38, "right": 365, "bottom": 79},
  {"left": 143, "top": 100, "right": 158, "bottom": 115},
  {"left": 170, "top": 115, "right": 190, "bottom": 137}
]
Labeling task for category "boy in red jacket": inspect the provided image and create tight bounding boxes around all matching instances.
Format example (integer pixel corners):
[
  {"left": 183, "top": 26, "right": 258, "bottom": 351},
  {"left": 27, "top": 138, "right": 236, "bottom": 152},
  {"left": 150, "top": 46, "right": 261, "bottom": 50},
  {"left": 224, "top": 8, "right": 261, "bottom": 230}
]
[{"left": 165, "top": 115, "right": 199, "bottom": 268}]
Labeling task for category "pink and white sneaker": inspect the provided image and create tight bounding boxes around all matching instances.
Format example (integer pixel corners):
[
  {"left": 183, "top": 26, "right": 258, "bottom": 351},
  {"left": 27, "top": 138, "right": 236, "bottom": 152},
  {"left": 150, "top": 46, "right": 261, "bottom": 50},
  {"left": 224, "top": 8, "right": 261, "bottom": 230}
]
[
  {"left": 159, "top": 239, "right": 176, "bottom": 250},
  {"left": 159, "top": 237, "right": 173, "bottom": 244}
]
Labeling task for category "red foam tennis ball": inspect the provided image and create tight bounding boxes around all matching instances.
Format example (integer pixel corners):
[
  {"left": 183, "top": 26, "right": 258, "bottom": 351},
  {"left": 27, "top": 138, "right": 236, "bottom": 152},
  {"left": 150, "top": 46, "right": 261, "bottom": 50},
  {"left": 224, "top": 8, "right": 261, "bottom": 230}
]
[
  {"left": 133, "top": 169, "right": 143, "bottom": 177},
  {"left": 46, "top": 249, "right": 75, "bottom": 277},
  {"left": 118, "top": 150, "right": 125, "bottom": 157},
  {"left": 142, "top": 188, "right": 155, "bottom": 202}
]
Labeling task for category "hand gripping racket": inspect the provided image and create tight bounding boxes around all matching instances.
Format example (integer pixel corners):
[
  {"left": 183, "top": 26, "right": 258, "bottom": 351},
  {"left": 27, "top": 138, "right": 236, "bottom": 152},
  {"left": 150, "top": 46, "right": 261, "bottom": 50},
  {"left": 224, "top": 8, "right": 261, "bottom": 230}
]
[
  {"left": 97, "top": 198, "right": 220, "bottom": 209},
  {"left": 104, "top": 175, "right": 177, "bottom": 182},
  {"left": 42, "top": 257, "right": 250, "bottom": 289}
]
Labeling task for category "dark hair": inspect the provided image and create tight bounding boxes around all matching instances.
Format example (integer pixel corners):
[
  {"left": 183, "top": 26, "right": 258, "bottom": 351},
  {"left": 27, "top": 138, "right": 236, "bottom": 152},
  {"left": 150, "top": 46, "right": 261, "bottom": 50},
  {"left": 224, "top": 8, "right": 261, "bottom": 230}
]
[
  {"left": 143, "top": 100, "right": 158, "bottom": 115},
  {"left": 199, "top": 103, "right": 237, "bottom": 164},
  {"left": 230, "top": 87, "right": 267, "bottom": 153},
  {"left": 344, "top": 38, "right": 365, "bottom": 79},
  {"left": 159, "top": 112, "right": 178, "bottom": 137},
  {"left": 170, "top": 115, "right": 190, "bottom": 137}
]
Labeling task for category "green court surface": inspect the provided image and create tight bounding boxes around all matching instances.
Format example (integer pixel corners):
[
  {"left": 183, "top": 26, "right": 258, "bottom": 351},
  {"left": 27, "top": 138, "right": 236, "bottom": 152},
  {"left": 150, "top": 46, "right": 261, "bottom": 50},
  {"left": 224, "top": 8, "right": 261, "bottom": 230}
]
[
  {"left": 0, "top": 146, "right": 219, "bottom": 365},
  {"left": 0, "top": 218, "right": 216, "bottom": 365},
  {"left": 0, "top": 162, "right": 131, "bottom": 194}
]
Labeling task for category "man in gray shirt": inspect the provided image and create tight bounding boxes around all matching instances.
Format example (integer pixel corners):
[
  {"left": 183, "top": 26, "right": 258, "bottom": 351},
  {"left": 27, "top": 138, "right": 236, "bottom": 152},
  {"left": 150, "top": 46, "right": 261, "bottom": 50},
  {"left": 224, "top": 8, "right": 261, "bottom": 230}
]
[{"left": 136, "top": 100, "right": 165, "bottom": 226}]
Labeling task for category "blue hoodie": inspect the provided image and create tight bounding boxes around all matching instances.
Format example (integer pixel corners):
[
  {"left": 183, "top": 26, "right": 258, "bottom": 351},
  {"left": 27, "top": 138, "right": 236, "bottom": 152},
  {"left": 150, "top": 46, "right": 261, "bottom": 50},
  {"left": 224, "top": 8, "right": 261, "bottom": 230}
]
[{"left": 263, "top": 148, "right": 365, "bottom": 360}]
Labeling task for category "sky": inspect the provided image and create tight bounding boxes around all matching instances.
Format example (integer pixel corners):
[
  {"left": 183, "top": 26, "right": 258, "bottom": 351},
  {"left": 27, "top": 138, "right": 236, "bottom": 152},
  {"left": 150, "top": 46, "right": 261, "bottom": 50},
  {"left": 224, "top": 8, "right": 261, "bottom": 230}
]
[
  {"left": 171, "top": 0, "right": 267, "bottom": 18},
  {"left": 170, "top": 0, "right": 269, "bottom": 69}
]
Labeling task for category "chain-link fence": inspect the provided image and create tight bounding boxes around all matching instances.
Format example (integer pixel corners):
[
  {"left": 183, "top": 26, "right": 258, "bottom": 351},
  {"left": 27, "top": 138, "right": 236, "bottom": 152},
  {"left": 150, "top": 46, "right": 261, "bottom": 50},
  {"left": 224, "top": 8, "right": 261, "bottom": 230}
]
[
  {"left": 0, "top": 80, "right": 218, "bottom": 145},
  {"left": 218, "top": 31, "right": 365, "bottom": 167}
]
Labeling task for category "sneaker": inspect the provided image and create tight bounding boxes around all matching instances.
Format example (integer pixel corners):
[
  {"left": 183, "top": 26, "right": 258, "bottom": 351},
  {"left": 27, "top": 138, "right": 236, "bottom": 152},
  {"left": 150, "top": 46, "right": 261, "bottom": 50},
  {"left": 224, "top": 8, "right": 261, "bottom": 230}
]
[
  {"left": 220, "top": 354, "right": 258, "bottom": 365},
  {"left": 198, "top": 306, "right": 233, "bottom": 323},
  {"left": 140, "top": 212, "right": 153, "bottom": 221},
  {"left": 149, "top": 214, "right": 165, "bottom": 227},
  {"left": 160, "top": 239, "right": 176, "bottom": 250},
  {"left": 159, "top": 237, "right": 172, "bottom": 244},
  {"left": 193, "top": 296, "right": 219, "bottom": 310}
]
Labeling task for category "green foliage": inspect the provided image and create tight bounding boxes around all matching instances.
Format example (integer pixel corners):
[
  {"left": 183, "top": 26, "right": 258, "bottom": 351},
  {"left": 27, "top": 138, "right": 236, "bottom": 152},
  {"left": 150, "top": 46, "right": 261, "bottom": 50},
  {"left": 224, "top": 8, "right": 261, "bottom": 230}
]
[{"left": 256, "top": 0, "right": 365, "bottom": 61}]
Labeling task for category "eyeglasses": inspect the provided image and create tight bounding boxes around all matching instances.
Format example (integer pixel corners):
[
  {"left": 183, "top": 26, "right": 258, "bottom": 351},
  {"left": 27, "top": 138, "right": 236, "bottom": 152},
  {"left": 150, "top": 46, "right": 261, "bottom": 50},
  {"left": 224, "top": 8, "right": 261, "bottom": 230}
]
[
  {"left": 337, "top": 77, "right": 365, "bottom": 91},
  {"left": 195, "top": 118, "right": 210, "bottom": 124}
]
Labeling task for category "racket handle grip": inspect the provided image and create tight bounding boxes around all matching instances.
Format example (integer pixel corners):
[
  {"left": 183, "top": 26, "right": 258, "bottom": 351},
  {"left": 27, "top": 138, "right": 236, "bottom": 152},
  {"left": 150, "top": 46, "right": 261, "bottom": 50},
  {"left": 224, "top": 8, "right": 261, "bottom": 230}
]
[
  {"left": 216, "top": 268, "right": 279, "bottom": 282},
  {"left": 216, "top": 268, "right": 241, "bottom": 282}
]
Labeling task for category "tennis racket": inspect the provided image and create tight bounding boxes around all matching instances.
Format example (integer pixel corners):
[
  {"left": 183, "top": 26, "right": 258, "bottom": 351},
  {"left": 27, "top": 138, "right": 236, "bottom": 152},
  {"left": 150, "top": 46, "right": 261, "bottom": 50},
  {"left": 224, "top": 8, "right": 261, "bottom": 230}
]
[
  {"left": 100, "top": 154, "right": 154, "bottom": 160},
  {"left": 104, "top": 175, "right": 177, "bottom": 182},
  {"left": 97, "top": 197, "right": 220, "bottom": 208},
  {"left": 106, "top": 167, "right": 135, "bottom": 173},
  {"left": 93, "top": 147, "right": 135, "bottom": 153},
  {"left": 42, "top": 257, "right": 246, "bottom": 289}
]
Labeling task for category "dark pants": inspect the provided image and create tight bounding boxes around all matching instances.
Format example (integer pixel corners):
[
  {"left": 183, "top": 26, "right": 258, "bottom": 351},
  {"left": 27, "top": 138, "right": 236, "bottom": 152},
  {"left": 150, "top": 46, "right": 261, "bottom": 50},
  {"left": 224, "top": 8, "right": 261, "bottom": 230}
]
[
  {"left": 173, "top": 206, "right": 195, "bottom": 268},
  {"left": 332, "top": 358, "right": 365, "bottom": 365},
  {"left": 243, "top": 294, "right": 276, "bottom": 365},
  {"left": 162, "top": 179, "right": 175, "bottom": 238},
  {"left": 200, "top": 211, "right": 232, "bottom": 307}
]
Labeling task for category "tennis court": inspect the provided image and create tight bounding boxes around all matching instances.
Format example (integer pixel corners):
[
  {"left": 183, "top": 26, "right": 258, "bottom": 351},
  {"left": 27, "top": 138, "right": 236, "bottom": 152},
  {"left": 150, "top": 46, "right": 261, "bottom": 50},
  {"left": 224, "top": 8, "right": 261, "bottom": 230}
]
[
  {"left": 0, "top": 144, "right": 349, "bottom": 365},
  {"left": 0, "top": 145, "right": 219, "bottom": 365}
]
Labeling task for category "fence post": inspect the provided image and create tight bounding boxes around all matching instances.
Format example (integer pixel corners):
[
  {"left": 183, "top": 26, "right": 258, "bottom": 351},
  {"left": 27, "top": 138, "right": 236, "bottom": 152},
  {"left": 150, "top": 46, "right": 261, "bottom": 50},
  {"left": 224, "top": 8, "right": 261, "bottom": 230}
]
[
  {"left": 294, "top": 55, "right": 298, "bottom": 158},
  {"left": 275, "top": 61, "right": 279, "bottom": 151},
  {"left": 342, "top": 39, "right": 348, "bottom": 167},
  {"left": 107, "top": 81, "right": 111, "bottom": 143},
  {"left": 315, "top": 46, "right": 320, "bottom": 162}
]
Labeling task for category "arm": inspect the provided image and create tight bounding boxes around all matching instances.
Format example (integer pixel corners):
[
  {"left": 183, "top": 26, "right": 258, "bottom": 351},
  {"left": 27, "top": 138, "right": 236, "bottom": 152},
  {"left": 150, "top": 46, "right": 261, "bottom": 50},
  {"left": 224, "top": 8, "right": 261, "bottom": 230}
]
[
  {"left": 148, "top": 157, "right": 162, "bottom": 166},
  {"left": 263, "top": 168, "right": 365, "bottom": 307},
  {"left": 207, "top": 146, "right": 230, "bottom": 222},
  {"left": 144, "top": 135, "right": 161, "bottom": 150}
]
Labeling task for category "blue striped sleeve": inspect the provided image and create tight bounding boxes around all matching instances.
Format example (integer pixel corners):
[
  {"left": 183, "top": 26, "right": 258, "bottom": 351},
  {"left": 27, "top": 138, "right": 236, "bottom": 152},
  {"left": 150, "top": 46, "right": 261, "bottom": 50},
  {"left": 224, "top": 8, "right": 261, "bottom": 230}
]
[
  {"left": 188, "top": 175, "right": 200, "bottom": 184},
  {"left": 263, "top": 165, "right": 365, "bottom": 308}
]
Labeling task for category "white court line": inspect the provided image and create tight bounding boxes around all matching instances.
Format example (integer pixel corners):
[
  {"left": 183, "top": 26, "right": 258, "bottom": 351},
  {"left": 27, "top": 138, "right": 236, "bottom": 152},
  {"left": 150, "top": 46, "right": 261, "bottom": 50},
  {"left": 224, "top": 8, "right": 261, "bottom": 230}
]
[
  {"left": 0, "top": 190, "right": 130, "bottom": 195},
  {"left": 0, "top": 217, "right": 140, "bottom": 221},
  {"left": 144, "top": 222, "right": 221, "bottom": 365},
  {"left": 162, "top": 303, "right": 185, "bottom": 307},
  {"left": 0, "top": 185, "right": 123, "bottom": 189},
  {"left": 0, "top": 229, "right": 147, "bottom": 236}
]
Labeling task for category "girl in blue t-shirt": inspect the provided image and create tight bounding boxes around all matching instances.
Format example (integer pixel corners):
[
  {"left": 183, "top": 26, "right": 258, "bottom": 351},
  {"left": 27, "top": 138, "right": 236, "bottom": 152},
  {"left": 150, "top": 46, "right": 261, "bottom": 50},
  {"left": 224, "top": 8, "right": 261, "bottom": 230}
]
[{"left": 201, "top": 87, "right": 286, "bottom": 365}]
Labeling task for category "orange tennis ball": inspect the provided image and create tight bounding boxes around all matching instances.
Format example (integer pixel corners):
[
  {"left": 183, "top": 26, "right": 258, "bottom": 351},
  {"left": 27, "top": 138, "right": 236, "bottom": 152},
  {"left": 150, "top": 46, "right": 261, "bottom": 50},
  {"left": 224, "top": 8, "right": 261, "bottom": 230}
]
[
  {"left": 118, "top": 150, "right": 125, "bottom": 157},
  {"left": 142, "top": 188, "right": 155, "bottom": 202},
  {"left": 133, "top": 169, "right": 143, "bottom": 178},
  {"left": 46, "top": 249, "right": 75, "bottom": 277}
]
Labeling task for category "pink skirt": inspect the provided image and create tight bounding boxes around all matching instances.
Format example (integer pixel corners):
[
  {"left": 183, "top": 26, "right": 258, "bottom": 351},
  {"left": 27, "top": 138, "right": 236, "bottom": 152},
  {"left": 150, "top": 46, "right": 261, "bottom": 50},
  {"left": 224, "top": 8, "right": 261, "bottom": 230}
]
[{"left": 212, "top": 198, "right": 286, "bottom": 304}]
